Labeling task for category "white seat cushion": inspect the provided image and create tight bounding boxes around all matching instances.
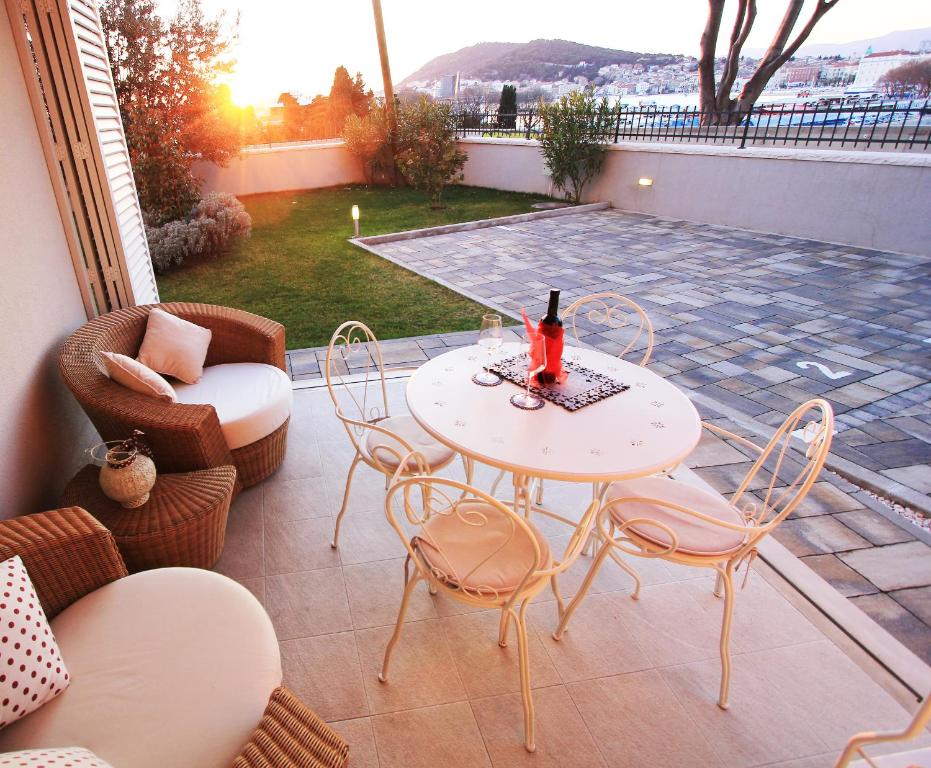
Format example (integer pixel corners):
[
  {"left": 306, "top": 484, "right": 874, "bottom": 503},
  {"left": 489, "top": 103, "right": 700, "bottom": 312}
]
[
  {"left": 173, "top": 363, "right": 292, "bottom": 449},
  {"left": 0, "top": 569, "right": 281, "bottom": 768},
  {"left": 607, "top": 476, "right": 748, "bottom": 557},
  {"left": 416, "top": 502, "right": 551, "bottom": 595},
  {"left": 363, "top": 414, "right": 455, "bottom": 471}
]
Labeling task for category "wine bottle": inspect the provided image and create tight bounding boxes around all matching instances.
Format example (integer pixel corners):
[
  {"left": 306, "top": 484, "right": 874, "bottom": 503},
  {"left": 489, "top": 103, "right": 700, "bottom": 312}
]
[{"left": 537, "top": 289, "right": 564, "bottom": 384}]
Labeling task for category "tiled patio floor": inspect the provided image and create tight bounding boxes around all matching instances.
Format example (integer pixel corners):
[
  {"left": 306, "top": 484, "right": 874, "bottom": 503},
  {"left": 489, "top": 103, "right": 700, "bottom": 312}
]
[{"left": 213, "top": 381, "right": 929, "bottom": 768}]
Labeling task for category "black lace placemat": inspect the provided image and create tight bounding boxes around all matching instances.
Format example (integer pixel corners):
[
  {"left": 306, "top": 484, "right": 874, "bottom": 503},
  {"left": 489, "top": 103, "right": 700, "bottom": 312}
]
[{"left": 487, "top": 353, "right": 630, "bottom": 411}]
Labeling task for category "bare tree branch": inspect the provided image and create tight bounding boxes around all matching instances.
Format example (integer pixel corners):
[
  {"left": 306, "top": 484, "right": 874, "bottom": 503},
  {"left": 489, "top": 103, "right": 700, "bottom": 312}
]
[
  {"left": 738, "top": 0, "right": 840, "bottom": 105},
  {"left": 698, "top": 0, "right": 726, "bottom": 117},
  {"left": 716, "top": 0, "right": 757, "bottom": 109}
]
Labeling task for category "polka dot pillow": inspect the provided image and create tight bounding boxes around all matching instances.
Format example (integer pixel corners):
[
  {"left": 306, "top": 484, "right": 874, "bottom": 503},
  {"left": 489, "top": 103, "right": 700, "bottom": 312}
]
[
  {"left": 0, "top": 557, "right": 70, "bottom": 729},
  {"left": 0, "top": 748, "right": 112, "bottom": 767}
]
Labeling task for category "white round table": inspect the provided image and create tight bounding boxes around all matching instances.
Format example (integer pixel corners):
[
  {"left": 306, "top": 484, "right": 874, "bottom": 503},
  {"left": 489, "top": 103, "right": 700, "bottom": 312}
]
[{"left": 406, "top": 343, "right": 702, "bottom": 485}]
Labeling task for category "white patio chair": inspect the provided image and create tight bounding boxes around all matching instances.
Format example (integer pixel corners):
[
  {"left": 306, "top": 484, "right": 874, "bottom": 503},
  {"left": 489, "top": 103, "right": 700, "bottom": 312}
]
[
  {"left": 834, "top": 692, "right": 931, "bottom": 767},
  {"left": 524, "top": 291, "right": 655, "bottom": 511},
  {"left": 553, "top": 398, "right": 834, "bottom": 710},
  {"left": 325, "top": 321, "right": 465, "bottom": 549},
  {"left": 378, "top": 459, "right": 600, "bottom": 752},
  {"left": 562, "top": 291, "right": 654, "bottom": 366}
]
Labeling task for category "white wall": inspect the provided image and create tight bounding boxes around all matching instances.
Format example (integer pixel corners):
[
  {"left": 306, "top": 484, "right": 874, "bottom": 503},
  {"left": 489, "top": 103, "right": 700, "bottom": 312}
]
[
  {"left": 196, "top": 141, "right": 366, "bottom": 196},
  {"left": 459, "top": 138, "right": 931, "bottom": 256},
  {"left": 0, "top": 2, "right": 96, "bottom": 518}
]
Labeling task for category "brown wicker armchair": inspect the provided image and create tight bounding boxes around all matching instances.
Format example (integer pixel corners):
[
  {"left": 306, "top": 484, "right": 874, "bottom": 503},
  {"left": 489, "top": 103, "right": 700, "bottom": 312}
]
[
  {"left": 59, "top": 302, "right": 289, "bottom": 488},
  {"left": 0, "top": 507, "right": 349, "bottom": 768}
]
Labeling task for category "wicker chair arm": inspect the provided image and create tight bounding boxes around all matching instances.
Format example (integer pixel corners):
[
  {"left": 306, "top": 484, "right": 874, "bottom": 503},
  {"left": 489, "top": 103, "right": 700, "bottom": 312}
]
[
  {"left": 0, "top": 507, "right": 127, "bottom": 619},
  {"left": 68, "top": 380, "right": 235, "bottom": 477},
  {"left": 161, "top": 303, "right": 286, "bottom": 372},
  {"left": 233, "top": 686, "right": 349, "bottom": 768}
]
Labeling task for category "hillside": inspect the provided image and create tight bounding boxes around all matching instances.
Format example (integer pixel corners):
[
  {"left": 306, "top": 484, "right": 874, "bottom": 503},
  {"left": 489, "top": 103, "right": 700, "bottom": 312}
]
[
  {"left": 751, "top": 26, "right": 931, "bottom": 58},
  {"left": 400, "top": 39, "right": 682, "bottom": 84}
]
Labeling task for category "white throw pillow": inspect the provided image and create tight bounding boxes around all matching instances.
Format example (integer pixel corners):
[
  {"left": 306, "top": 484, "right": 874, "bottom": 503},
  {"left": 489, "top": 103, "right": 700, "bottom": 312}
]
[
  {"left": 99, "top": 352, "right": 177, "bottom": 403},
  {"left": 0, "top": 557, "right": 70, "bottom": 730},
  {"left": 0, "top": 747, "right": 113, "bottom": 766},
  {"left": 136, "top": 308, "right": 212, "bottom": 384}
]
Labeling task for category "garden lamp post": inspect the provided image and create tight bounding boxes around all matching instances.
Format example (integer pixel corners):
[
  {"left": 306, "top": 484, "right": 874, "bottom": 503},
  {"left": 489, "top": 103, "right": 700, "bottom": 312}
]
[{"left": 351, "top": 205, "right": 360, "bottom": 237}]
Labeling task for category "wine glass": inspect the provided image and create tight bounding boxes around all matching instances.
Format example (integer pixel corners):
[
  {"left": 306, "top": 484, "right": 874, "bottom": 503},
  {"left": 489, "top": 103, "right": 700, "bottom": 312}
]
[
  {"left": 472, "top": 313, "right": 503, "bottom": 386},
  {"left": 510, "top": 330, "right": 546, "bottom": 410}
]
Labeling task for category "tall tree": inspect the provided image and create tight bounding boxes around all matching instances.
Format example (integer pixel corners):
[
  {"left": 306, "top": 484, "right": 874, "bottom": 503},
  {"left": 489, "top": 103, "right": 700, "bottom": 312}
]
[
  {"left": 497, "top": 84, "right": 517, "bottom": 130},
  {"left": 326, "top": 66, "right": 371, "bottom": 135},
  {"left": 100, "top": 0, "right": 241, "bottom": 223},
  {"left": 698, "top": 0, "right": 841, "bottom": 123}
]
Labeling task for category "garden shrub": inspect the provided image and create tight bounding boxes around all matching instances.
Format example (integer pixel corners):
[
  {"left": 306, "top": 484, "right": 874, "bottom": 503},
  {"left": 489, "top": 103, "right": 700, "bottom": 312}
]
[
  {"left": 342, "top": 105, "right": 394, "bottom": 184},
  {"left": 396, "top": 97, "right": 467, "bottom": 208},
  {"left": 146, "top": 193, "right": 251, "bottom": 274},
  {"left": 539, "top": 90, "right": 614, "bottom": 203}
]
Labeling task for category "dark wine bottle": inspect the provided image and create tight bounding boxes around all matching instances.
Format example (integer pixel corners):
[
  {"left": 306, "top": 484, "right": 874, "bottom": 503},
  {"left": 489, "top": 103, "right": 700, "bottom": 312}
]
[
  {"left": 541, "top": 289, "right": 563, "bottom": 329},
  {"left": 537, "top": 289, "right": 564, "bottom": 384}
]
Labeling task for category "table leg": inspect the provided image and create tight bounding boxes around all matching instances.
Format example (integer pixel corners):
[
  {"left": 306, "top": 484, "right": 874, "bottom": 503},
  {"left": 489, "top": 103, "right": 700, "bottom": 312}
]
[{"left": 512, "top": 473, "right": 532, "bottom": 518}]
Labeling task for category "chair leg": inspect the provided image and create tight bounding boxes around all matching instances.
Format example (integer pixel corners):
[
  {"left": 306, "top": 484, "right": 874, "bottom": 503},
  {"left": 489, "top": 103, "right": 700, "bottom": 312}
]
[
  {"left": 535, "top": 478, "right": 544, "bottom": 506},
  {"left": 550, "top": 574, "right": 566, "bottom": 619},
  {"left": 553, "top": 540, "right": 612, "bottom": 640},
  {"left": 490, "top": 469, "right": 506, "bottom": 497},
  {"left": 717, "top": 563, "right": 736, "bottom": 710},
  {"left": 513, "top": 602, "right": 536, "bottom": 753},
  {"left": 331, "top": 454, "right": 361, "bottom": 549},
  {"left": 378, "top": 566, "right": 422, "bottom": 683},
  {"left": 498, "top": 607, "right": 512, "bottom": 647},
  {"left": 607, "top": 548, "right": 642, "bottom": 601},
  {"left": 713, "top": 571, "right": 724, "bottom": 598},
  {"left": 462, "top": 455, "right": 474, "bottom": 485}
]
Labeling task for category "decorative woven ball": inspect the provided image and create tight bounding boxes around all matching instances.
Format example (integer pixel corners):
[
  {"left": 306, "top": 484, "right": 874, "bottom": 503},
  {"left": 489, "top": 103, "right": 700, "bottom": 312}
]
[{"left": 99, "top": 453, "right": 157, "bottom": 508}]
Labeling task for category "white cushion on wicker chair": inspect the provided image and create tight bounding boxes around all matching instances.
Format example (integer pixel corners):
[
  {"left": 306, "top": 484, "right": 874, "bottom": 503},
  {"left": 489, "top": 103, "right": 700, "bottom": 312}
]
[
  {"left": 606, "top": 476, "right": 748, "bottom": 557},
  {"left": 173, "top": 362, "right": 292, "bottom": 449},
  {"left": 363, "top": 413, "right": 454, "bottom": 470},
  {"left": 0, "top": 568, "right": 281, "bottom": 768}
]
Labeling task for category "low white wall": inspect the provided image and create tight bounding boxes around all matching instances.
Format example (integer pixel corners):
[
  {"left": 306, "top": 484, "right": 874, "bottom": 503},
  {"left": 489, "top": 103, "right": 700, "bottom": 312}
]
[
  {"left": 1, "top": 2, "right": 97, "bottom": 518},
  {"left": 459, "top": 137, "right": 931, "bottom": 256},
  {"left": 196, "top": 140, "right": 365, "bottom": 196}
]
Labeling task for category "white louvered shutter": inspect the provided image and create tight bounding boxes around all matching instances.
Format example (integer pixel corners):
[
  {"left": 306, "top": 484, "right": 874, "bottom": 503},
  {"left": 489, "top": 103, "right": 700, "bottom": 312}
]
[{"left": 6, "top": 0, "right": 159, "bottom": 314}]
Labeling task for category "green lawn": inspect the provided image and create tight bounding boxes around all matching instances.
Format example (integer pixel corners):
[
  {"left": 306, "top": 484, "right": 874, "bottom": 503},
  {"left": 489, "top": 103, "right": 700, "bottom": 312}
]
[{"left": 156, "top": 185, "right": 549, "bottom": 349}]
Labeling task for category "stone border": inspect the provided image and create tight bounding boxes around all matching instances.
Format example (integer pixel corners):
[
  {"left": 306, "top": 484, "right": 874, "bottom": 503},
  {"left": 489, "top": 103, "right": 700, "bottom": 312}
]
[{"left": 352, "top": 201, "right": 609, "bottom": 245}]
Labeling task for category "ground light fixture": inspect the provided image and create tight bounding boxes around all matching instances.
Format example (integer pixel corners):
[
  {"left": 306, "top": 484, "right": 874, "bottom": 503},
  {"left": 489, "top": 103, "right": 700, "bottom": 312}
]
[
  {"left": 638, "top": 177, "right": 654, "bottom": 187},
  {"left": 351, "top": 205, "right": 360, "bottom": 236}
]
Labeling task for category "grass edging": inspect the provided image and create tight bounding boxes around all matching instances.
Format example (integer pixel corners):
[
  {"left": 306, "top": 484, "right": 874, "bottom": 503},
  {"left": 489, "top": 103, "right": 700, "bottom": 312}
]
[{"left": 353, "top": 201, "right": 610, "bottom": 245}]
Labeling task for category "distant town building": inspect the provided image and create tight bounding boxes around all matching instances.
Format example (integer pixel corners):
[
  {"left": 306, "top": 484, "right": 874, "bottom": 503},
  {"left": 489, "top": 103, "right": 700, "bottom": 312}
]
[
  {"left": 437, "top": 73, "right": 460, "bottom": 100},
  {"left": 823, "top": 62, "right": 858, "bottom": 85},
  {"left": 784, "top": 65, "right": 822, "bottom": 86},
  {"left": 851, "top": 51, "right": 923, "bottom": 91}
]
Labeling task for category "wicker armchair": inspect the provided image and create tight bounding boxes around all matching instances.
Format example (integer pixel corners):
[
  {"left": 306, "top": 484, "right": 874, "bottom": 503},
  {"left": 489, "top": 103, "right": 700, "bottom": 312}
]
[
  {"left": 59, "top": 302, "right": 289, "bottom": 488},
  {"left": 0, "top": 507, "right": 349, "bottom": 768}
]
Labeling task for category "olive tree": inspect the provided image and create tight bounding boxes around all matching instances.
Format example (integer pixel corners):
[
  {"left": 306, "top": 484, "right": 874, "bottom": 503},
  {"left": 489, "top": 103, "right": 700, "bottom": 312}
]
[{"left": 539, "top": 91, "right": 614, "bottom": 204}]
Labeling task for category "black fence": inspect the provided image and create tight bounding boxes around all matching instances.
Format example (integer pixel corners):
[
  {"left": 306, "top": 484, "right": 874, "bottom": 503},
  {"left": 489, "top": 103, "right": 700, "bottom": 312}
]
[{"left": 453, "top": 100, "right": 931, "bottom": 151}]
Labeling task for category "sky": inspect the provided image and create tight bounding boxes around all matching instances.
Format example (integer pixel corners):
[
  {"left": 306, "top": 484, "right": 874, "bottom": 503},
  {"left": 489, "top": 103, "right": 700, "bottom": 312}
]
[{"left": 168, "top": 0, "right": 931, "bottom": 107}]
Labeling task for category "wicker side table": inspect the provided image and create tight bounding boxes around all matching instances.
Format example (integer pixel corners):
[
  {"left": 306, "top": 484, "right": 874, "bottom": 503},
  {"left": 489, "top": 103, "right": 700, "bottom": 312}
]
[{"left": 62, "top": 465, "right": 237, "bottom": 572}]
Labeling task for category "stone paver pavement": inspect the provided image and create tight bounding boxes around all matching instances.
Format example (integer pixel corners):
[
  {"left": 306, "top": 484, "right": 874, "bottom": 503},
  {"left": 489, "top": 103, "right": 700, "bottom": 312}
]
[{"left": 363, "top": 209, "right": 931, "bottom": 500}]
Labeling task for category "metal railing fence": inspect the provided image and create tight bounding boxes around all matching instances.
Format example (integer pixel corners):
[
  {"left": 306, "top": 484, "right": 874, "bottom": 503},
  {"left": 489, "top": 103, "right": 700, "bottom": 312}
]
[{"left": 452, "top": 100, "right": 931, "bottom": 151}]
